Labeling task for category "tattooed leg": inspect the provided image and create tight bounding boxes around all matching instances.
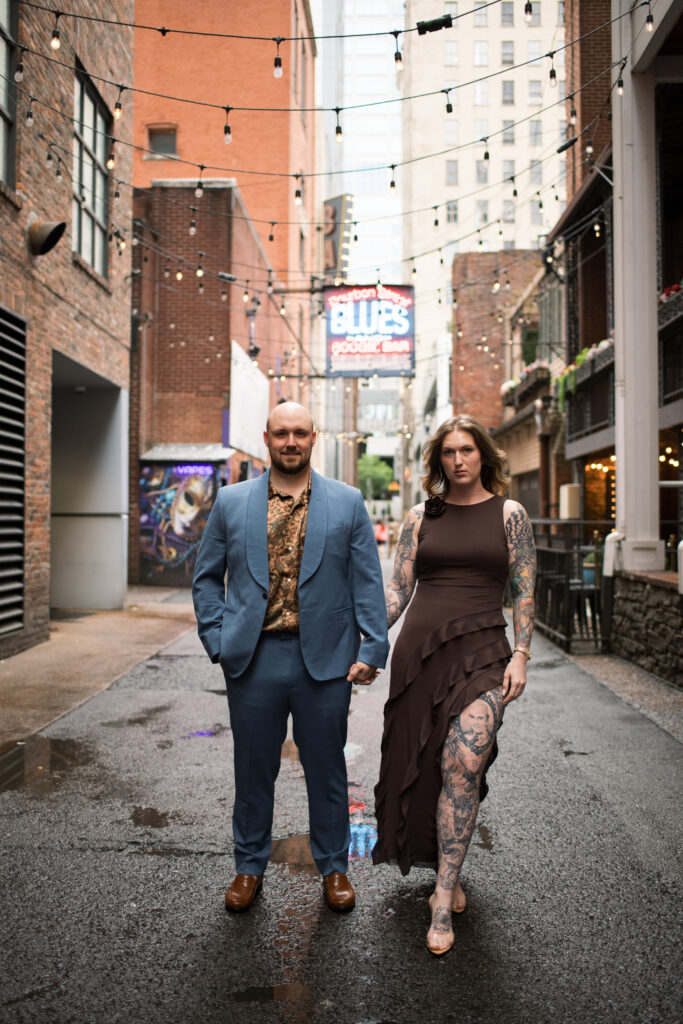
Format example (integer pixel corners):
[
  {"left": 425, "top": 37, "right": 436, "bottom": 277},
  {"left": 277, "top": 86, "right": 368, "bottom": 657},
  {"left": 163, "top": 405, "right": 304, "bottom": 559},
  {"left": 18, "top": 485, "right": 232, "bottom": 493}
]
[{"left": 427, "top": 687, "right": 504, "bottom": 950}]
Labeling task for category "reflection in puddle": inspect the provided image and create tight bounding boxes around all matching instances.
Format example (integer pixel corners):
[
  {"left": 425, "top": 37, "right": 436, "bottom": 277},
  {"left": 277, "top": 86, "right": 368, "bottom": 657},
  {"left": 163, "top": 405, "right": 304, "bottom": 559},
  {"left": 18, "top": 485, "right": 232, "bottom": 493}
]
[
  {"left": 179, "top": 724, "right": 229, "bottom": 739},
  {"left": 281, "top": 739, "right": 299, "bottom": 761},
  {"left": 0, "top": 736, "right": 95, "bottom": 793},
  {"left": 131, "top": 806, "right": 175, "bottom": 828},
  {"left": 269, "top": 834, "right": 317, "bottom": 874},
  {"left": 230, "top": 982, "right": 309, "bottom": 1004}
]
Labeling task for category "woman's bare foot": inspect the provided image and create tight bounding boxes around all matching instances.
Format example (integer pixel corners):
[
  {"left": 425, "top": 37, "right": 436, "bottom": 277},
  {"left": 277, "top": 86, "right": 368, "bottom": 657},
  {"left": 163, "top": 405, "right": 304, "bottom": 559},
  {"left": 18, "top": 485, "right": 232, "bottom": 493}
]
[{"left": 426, "top": 892, "right": 454, "bottom": 955}]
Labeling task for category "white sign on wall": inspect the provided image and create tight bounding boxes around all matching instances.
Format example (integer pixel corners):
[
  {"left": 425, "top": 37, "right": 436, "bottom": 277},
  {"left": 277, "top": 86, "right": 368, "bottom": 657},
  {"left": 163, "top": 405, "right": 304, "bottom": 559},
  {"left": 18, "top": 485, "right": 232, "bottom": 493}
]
[{"left": 228, "top": 341, "right": 269, "bottom": 462}]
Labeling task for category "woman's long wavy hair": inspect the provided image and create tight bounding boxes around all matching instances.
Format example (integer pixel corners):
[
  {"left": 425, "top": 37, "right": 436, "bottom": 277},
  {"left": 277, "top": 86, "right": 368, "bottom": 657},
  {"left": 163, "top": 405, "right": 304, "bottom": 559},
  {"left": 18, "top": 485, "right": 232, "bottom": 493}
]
[{"left": 421, "top": 414, "right": 510, "bottom": 498}]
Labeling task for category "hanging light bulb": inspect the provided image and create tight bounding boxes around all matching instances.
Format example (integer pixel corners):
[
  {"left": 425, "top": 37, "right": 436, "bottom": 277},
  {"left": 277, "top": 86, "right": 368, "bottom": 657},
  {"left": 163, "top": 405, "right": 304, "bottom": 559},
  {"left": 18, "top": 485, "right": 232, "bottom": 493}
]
[
  {"left": 267, "top": 272, "right": 274, "bottom": 295},
  {"left": 586, "top": 137, "right": 594, "bottom": 155},
  {"left": 196, "top": 262, "right": 204, "bottom": 278},
  {"left": 294, "top": 175, "right": 302, "bottom": 205},
  {"left": 26, "top": 100, "right": 34, "bottom": 127},
  {"left": 617, "top": 76, "right": 624, "bottom": 96},
  {"left": 353, "top": 223, "right": 358, "bottom": 243},
  {"left": 433, "top": 206, "right": 439, "bottom": 228},
  {"left": 389, "top": 164, "right": 396, "bottom": 191},
  {"left": 198, "top": 280, "right": 204, "bottom": 294},
  {"left": 46, "top": 146, "right": 53, "bottom": 167},
  {"left": 335, "top": 107, "right": 343, "bottom": 143},
  {"left": 176, "top": 268, "right": 183, "bottom": 281},
  {"left": 114, "top": 185, "right": 120, "bottom": 203},
  {"left": 646, "top": 2, "right": 654, "bottom": 30},
  {"left": 273, "top": 37, "right": 284, "bottom": 78},
  {"left": 483, "top": 139, "right": 490, "bottom": 161},
  {"left": 195, "top": 168, "right": 204, "bottom": 198},
  {"left": 224, "top": 106, "right": 232, "bottom": 144},
  {"left": 221, "top": 288, "right": 228, "bottom": 302},
  {"left": 269, "top": 222, "right": 275, "bottom": 242},
  {"left": 412, "top": 262, "right": 417, "bottom": 278},
  {"left": 444, "top": 88, "right": 453, "bottom": 113},
  {"left": 15, "top": 51, "right": 24, "bottom": 82},
  {"left": 106, "top": 145, "right": 115, "bottom": 171},
  {"left": 393, "top": 31, "right": 403, "bottom": 71},
  {"left": 189, "top": 209, "right": 197, "bottom": 236},
  {"left": 524, "top": 2, "right": 533, "bottom": 24},
  {"left": 56, "top": 160, "right": 62, "bottom": 180},
  {"left": 164, "top": 265, "right": 170, "bottom": 279},
  {"left": 280, "top": 301, "right": 286, "bottom": 316},
  {"left": 50, "top": 12, "right": 61, "bottom": 49},
  {"left": 569, "top": 99, "right": 577, "bottom": 125},
  {"left": 243, "top": 281, "right": 249, "bottom": 303},
  {"left": 549, "top": 64, "right": 557, "bottom": 88},
  {"left": 114, "top": 86, "right": 124, "bottom": 120}
]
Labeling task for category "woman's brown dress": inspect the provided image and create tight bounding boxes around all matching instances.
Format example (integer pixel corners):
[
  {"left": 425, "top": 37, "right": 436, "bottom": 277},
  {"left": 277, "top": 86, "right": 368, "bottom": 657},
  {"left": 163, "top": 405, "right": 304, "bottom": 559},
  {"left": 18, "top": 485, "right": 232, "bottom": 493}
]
[{"left": 372, "top": 494, "right": 512, "bottom": 875}]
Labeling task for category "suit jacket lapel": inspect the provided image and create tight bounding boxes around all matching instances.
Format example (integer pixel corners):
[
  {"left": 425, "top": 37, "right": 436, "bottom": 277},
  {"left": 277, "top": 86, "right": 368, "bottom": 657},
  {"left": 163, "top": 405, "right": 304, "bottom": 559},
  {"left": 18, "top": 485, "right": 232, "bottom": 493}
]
[
  {"left": 299, "top": 470, "right": 327, "bottom": 586},
  {"left": 246, "top": 470, "right": 270, "bottom": 591}
]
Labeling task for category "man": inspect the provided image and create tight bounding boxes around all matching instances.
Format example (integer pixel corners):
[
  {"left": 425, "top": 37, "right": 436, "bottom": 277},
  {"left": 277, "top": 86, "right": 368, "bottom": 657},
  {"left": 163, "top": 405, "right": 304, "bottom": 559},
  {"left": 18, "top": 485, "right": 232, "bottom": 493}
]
[{"left": 193, "top": 402, "right": 389, "bottom": 913}]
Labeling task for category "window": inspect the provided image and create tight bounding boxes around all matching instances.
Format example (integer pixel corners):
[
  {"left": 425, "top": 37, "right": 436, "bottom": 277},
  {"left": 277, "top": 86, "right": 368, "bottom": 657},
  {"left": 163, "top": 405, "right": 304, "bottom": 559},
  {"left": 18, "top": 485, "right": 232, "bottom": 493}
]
[
  {"left": 476, "top": 160, "right": 488, "bottom": 184},
  {"left": 446, "top": 200, "right": 458, "bottom": 223},
  {"left": 446, "top": 2, "right": 458, "bottom": 17},
  {"left": 0, "top": 0, "right": 17, "bottom": 187},
  {"left": 529, "top": 2, "right": 541, "bottom": 25},
  {"left": 556, "top": 46, "right": 565, "bottom": 67},
  {"left": 527, "top": 40, "right": 542, "bottom": 65},
  {"left": 475, "top": 119, "right": 489, "bottom": 139},
  {"left": 148, "top": 125, "right": 177, "bottom": 155},
  {"left": 73, "top": 70, "right": 111, "bottom": 277},
  {"left": 0, "top": 303, "right": 25, "bottom": 636},
  {"left": 557, "top": 1, "right": 565, "bottom": 25},
  {"left": 445, "top": 120, "right": 458, "bottom": 146},
  {"left": 501, "top": 41, "right": 514, "bottom": 66},
  {"left": 474, "top": 81, "right": 489, "bottom": 105},
  {"left": 504, "top": 239, "right": 516, "bottom": 250},
  {"left": 503, "top": 159, "right": 515, "bottom": 180},
  {"left": 446, "top": 160, "right": 458, "bottom": 185},
  {"left": 530, "top": 159, "right": 542, "bottom": 183},
  {"left": 503, "top": 200, "right": 515, "bottom": 223},
  {"left": 530, "top": 200, "right": 543, "bottom": 225},
  {"left": 474, "top": 41, "right": 488, "bottom": 66},
  {"left": 502, "top": 121, "right": 515, "bottom": 144},
  {"left": 501, "top": 1, "right": 514, "bottom": 25},
  {"left": 445, "top": 41, "right": 458, "bottom": 65},
  {"left": 529, "top": 80, "right": 542, "bottom": 104},
  {"left": 502, "top": 80, "right": 515, "bottom": 105},
  {"left": 474, "top": 2, "right": 487, "bottom": 26},
  {"left": 476, "top": 200, "right": 488, "bottom": 225},
  {"left": 559, "top": 120, "right": 568, "bottom": 143},
  {"left": 558, "top": 79, "right": 566, "bottom": 98},
  {"left": 529, "top": 120, "right": 542, "bottom": 145}
]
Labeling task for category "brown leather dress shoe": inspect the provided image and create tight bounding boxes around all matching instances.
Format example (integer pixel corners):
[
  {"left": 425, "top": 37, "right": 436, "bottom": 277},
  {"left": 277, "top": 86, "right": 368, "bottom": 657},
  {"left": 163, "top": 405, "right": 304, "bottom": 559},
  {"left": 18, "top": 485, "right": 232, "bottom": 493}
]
[
  {"left": 225, "top": 873, "right": 263, "bottom": 912},
  {"left": 323, "top": 872, "right": 355, "bottom": 911}
]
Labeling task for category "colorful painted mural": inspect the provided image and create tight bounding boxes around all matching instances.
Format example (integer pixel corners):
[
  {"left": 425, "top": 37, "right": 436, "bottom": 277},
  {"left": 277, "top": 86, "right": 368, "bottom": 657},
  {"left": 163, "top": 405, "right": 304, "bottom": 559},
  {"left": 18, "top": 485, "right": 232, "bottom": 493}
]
[{"left": 139, "top": 462, "right": 219, "bottom": 585}]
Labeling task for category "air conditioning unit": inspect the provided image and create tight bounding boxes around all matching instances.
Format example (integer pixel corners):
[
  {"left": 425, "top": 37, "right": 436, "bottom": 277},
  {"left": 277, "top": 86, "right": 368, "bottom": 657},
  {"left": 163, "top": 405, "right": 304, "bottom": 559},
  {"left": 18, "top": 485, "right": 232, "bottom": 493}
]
[{"left": 559, "top": 483, "right": 580, "bottom": 519}]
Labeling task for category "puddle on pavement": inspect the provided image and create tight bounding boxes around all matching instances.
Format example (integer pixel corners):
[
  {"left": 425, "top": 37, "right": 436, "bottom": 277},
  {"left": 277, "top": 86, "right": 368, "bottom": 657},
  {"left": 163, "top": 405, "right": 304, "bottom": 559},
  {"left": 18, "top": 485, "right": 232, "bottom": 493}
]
[
  {"left": 230, "top": 982, "right": 309, "bottom": 1004},
  {"left": 179, "top": 724, "right": 229, "bottom": 739},
  {"left": 475, "top": 823, "right": 494, "bottom": 851},
  {"left": 269, "top": 834, "right": 318, "bottom": 874},
  {"left": 131, "top": 806, "right": 175, "bottom": 828},
  {"left": 102, "top": 704, "right": 172, "bottom": 728},
  {"left": 0, "top": 736, "right": 95, "bottom": 793}
]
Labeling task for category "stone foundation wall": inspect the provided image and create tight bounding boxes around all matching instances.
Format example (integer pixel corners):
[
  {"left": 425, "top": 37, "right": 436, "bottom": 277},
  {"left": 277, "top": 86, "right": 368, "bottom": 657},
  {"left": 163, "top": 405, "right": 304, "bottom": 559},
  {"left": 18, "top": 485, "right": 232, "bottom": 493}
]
[{"left": 610, "top": 572, "right": 683, "bottom": 688}]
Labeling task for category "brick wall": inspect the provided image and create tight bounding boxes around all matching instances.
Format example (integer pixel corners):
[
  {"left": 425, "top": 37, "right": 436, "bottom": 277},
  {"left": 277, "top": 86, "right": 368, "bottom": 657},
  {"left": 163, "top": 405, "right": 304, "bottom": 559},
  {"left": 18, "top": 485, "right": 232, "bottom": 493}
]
[
  {"left": 564, "top": 0, "right": 612, "bottom": 199},
  {"left": 0, "top": 1, "right": 134, "bottom": 657},
  {"left": 452, "top": 250, "right": 543, "bottom": 430},
  {"left": 610, "top": 573, "right": 683, "bottom": 688}
]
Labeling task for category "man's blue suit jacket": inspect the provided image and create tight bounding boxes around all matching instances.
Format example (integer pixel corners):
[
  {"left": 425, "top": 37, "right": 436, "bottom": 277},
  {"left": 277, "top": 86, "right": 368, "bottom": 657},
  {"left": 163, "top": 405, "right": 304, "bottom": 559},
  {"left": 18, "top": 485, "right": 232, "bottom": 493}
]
[{"left": 192, "top": 468, "right": 390, "bottom": 681}]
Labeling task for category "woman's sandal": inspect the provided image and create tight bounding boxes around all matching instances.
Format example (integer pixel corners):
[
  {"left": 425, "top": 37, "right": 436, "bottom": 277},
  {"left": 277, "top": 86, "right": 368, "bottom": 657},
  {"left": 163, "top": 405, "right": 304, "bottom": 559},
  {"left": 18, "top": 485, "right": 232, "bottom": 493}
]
[{"left": 426, "top": 894, "right": 454, "bottom": 956}]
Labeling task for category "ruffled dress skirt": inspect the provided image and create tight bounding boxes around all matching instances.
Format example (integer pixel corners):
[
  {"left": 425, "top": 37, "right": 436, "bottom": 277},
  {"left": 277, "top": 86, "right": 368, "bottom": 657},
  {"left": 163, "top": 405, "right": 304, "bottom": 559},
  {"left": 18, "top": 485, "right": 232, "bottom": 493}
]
[{"left": 372, "top": 495, "right": 511, "bottom": 875}]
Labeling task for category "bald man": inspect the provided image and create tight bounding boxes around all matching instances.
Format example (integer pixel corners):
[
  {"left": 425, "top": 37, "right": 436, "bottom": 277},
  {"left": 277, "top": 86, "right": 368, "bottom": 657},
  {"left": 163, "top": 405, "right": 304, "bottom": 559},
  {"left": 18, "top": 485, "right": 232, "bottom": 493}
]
[{"left": 193, "top": 403, "right": 389, "bottom": 913}]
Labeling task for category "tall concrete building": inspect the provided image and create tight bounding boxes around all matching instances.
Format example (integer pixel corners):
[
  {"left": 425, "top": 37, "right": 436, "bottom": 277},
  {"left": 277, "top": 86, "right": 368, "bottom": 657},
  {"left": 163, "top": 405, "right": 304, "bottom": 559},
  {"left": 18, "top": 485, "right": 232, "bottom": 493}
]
[{"left": 402, "top": 0, "right": 567, "bottom": 494}]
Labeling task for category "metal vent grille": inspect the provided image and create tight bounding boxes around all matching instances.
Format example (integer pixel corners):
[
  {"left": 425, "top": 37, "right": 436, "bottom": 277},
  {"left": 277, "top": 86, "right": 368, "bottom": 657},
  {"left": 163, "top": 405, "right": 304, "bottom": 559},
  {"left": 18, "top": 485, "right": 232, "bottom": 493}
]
[{"left": 0, "top": 305, "right": 26, "bottom": 636}]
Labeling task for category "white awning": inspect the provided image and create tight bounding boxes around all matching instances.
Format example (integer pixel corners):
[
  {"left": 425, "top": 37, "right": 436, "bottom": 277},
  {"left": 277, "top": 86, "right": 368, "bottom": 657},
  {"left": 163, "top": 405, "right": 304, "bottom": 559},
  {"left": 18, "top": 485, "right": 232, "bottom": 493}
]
[{"left": 140, "top": 444, "right": 235, "bottom": 463}]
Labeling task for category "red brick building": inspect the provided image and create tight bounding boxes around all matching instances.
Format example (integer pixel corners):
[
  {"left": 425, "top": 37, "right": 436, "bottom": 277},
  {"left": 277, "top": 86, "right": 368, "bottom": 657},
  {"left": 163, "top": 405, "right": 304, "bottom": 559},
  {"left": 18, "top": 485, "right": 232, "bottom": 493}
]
[{"left": 0, "top": 1, "right": 134, "bottom": 656}]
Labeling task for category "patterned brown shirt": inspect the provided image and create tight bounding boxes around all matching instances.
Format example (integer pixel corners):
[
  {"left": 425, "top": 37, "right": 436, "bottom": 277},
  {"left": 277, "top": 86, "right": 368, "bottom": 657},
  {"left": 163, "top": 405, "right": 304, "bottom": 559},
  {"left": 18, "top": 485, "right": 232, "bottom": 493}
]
[{"left": 262, "top": 475, "right": 311, "bottom": 632}]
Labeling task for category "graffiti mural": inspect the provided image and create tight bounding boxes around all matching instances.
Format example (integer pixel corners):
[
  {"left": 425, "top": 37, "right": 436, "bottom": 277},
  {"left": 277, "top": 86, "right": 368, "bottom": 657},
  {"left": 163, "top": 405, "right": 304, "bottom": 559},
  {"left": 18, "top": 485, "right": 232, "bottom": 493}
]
[{"left": 139, "top": 462, "right": 218, "bottom": 585}]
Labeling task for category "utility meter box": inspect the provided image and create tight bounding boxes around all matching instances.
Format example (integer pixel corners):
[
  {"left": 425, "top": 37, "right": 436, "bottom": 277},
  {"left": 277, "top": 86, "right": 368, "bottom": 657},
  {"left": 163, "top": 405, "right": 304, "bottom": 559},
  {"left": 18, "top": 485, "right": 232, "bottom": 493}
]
[{"left": 559, "top": 483, "right": 580, "bottom": 519}]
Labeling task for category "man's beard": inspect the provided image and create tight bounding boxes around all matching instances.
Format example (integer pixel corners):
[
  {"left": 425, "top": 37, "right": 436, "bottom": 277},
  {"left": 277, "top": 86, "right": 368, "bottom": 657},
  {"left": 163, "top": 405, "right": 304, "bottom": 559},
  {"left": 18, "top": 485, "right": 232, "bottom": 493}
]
[{"left": 269, "top": 448, "right": 311, "bottom": 475}]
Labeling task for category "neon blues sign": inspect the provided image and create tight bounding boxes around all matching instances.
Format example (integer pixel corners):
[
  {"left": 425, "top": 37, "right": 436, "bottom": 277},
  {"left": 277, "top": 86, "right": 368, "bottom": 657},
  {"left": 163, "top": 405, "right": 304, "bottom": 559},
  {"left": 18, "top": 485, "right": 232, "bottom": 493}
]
[{"left": 325, "top": 284, "right": 415, "bottom": 378}]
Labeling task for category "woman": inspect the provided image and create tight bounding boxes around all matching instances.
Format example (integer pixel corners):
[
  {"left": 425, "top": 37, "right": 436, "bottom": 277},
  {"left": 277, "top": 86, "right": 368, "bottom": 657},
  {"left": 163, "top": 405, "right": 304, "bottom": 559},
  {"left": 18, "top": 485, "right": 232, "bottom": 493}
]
[{"left": 372, "top": 415, "right": 536, "bottom": 955}]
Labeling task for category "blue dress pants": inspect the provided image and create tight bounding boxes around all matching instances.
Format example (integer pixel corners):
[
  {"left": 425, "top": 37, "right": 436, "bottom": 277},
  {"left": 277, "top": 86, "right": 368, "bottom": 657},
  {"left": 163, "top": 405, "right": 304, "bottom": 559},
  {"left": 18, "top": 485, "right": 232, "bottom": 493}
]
[{"left": 224, "top": 631, "right": 352, "bottom": 877}]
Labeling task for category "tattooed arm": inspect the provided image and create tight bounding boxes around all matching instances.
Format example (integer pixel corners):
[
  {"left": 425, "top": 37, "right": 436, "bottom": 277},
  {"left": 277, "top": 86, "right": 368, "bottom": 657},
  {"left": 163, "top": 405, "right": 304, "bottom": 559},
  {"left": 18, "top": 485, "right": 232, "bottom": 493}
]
[
  {"left": 502, "top": 499, "right": 536, "bottom": 703},
  {"left": 385, "top": 504, "right": 424, "bottom": 628}
]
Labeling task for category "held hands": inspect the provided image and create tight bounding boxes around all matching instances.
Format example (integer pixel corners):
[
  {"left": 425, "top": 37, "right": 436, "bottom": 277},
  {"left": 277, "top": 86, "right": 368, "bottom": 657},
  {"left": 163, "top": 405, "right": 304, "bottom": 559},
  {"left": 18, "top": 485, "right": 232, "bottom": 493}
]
[
  {"left": 502, "top": 650, "right": 528, "bottom": 705},
  {"left": 347, "top": 661, "right": 379, "bottom": 685}
]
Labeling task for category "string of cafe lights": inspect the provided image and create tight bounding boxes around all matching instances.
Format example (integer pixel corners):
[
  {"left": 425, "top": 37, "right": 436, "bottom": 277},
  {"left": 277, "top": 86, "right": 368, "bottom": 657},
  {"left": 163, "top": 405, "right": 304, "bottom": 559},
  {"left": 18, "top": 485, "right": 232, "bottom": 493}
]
[{"left": 9, "top": 4, "right": 640, "bottom": 188}]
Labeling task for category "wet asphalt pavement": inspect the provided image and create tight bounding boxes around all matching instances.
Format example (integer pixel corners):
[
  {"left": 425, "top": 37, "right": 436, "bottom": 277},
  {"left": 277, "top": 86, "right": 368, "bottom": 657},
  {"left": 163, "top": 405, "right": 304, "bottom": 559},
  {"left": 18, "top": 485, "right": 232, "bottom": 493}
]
[{"left": 0, "top": 583, "right": 681, "bottom": 1024}]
